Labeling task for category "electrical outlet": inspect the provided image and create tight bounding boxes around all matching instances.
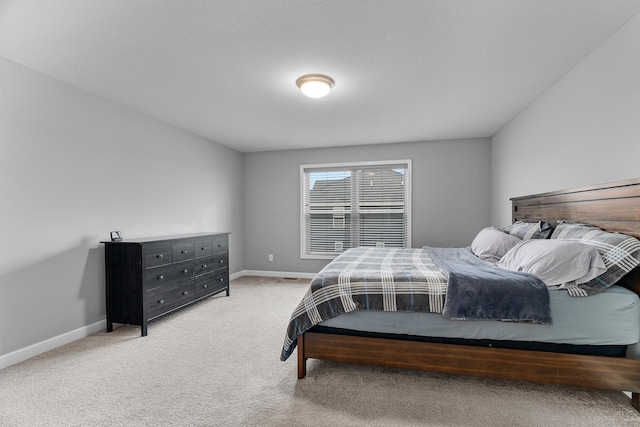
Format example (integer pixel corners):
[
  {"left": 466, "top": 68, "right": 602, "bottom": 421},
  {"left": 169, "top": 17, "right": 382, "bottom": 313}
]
[{"left": 268, "top": 254, "right": 274, "bottom": 262}]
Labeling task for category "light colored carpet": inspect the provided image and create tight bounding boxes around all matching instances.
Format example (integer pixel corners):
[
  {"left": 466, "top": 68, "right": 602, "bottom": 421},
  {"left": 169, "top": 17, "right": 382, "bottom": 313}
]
[{"left": 1, "top": 276, "right": 639, "bottom": 426}]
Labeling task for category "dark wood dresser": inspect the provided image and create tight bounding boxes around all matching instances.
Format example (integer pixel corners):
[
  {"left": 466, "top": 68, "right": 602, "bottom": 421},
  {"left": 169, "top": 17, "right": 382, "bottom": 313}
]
[{"left": 101, "top": 232, "right": 230, "bottom": 336}]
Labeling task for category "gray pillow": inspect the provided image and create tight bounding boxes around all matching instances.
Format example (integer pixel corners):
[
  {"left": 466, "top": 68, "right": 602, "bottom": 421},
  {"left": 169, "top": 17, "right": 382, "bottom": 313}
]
[
  {"left": 471, "top": 227, "right": 521, "bottom": 263},
  {"left": 502, "top": 220, "right": 554, "bottom": 240},
  {"left": 550, "top": 223, "right": 640, "bottom": 296},
  {"left": 497, "top": 240, "right": 606, "bottom": 288}
]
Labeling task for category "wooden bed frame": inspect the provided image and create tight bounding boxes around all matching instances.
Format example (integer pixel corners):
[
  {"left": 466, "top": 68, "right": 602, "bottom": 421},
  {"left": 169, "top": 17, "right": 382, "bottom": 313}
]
[{"left": 296, "top": 177, "right": 640, "bottom": 411}]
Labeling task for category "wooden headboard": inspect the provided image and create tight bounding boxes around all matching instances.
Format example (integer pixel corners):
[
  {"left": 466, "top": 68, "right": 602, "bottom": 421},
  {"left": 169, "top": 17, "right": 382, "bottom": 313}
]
[
  {"left": 510, "top": 177, "right": 640, "bottom": 294},
  {"left": 511, "top": 177, "right": 640, "bottom": 239}
]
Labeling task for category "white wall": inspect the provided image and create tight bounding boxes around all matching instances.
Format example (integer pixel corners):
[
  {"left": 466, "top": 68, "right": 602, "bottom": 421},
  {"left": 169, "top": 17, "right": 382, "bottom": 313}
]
[
  {"left": 243, "top": 138, "right": 491, "bottom": 274},
  {"left": 0, "top": 58, "right": 243, "bottom": 364},
  {"left": 491, "top": 12, "right": 640, "bottom": 226}
]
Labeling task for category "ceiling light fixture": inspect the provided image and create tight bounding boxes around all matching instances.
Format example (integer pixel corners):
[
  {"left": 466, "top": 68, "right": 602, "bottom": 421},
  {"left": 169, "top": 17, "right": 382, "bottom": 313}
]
[{"left": 296, "top": 74, "right": 335, "bottom": 98}]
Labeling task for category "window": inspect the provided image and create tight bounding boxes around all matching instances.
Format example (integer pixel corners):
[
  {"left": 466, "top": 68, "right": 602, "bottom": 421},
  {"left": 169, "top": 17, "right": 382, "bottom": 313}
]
[{"left": 301, "top": 160, "right": 411, "bottom": 259}]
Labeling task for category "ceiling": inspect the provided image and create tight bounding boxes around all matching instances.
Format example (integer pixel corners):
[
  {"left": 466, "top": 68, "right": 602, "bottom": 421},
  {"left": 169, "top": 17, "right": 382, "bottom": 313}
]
[{"left": 2, "top": 1, "right": 640, "bottom": 153}]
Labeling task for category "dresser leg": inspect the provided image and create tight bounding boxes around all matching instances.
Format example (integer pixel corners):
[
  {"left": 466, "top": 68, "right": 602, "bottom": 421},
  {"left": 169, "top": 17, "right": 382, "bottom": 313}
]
[
  {"left": 141, "top": 324, "right": 148, "bottom": 337},
  {"left": 106, "top": 321, "right": 113, "bottom": 333}
]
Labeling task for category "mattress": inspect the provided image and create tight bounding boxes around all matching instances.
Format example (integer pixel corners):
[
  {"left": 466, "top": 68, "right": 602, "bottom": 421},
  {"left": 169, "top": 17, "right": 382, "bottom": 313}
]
[{"left": 319, "top": 285, "right": 640, "bottom": 347}]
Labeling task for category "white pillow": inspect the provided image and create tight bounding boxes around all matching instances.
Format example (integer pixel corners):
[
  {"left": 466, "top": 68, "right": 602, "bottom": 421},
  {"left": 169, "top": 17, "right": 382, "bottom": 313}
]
[
  {"left": 471, "top": 227, "right": 521, "bottom": 263},
  {"left": 497, "top": 240, "right": 606, "bottom": 287}
]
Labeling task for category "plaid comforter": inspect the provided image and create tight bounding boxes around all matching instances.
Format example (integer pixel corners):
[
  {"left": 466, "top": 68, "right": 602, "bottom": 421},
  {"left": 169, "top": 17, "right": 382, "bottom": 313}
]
[{"left": 280, "top": 247, "right": 448, "bottom": 361}]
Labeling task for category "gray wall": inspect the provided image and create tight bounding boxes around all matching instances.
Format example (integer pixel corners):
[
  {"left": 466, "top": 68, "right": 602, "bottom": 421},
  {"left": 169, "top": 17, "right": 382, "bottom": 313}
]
[
  {"left": 491, "top": 12, "right": 640, "bottom": 226},
  {"left": 0, "top": 58, "right": 243, "bottom": 359},
  {"left": 243, "top": 138, "right": 491, "bottom": 274}
]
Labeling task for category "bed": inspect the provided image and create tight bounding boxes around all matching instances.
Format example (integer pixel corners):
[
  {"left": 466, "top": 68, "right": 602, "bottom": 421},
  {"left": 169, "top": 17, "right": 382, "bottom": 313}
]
[{"left": 282, "top": 177, "right": 640, "bottom": 412}]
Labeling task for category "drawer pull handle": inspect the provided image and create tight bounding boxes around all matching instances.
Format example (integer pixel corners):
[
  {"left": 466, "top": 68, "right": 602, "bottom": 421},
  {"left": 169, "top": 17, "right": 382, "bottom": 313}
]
[
  {"left": 158, "top": 299, "right": 164, "bottom": 304},
  {"left": 203, "top": 284, "right": 208, "bottom": 289},
  {"left": 158, "top": 275, "right": 164, "bottom": 280},
  {"left": 201, "top": 247, "right": 207, "bottom": 251},
  {"left": 202, "top": 264, "right": 207, "bottom": 269},
  {"left": 182, "top": 269, "right": 188, "bottom": 274},
  {"left": 218, "top": 260, "right": 224, "bottom": 264},
  {"left": 182, "top": 291, "right": 188, "bottom": 296},
  {"left": 217, "top": 244, "right": 222, "bottom": 248},
  {"left": 181, "top": 250, "right": 188, "bottom": 254},
  {"left": 157, "top": 254, "right": 163, "bottom": 259},
  {"left": 219, "top": 278, "right": 225, "bottom": 282}
]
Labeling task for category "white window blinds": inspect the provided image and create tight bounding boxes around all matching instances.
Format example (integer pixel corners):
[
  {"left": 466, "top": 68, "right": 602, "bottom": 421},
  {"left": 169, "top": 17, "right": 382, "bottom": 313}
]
[{"left": 301, "top": 160, "right": 412, "bottom": 259}]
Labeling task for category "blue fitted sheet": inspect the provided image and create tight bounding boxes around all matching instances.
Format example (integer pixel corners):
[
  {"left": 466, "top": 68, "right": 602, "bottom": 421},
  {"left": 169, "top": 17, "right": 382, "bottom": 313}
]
[{"left": 319, "top": 285, "right": 640, "bottom": 347}]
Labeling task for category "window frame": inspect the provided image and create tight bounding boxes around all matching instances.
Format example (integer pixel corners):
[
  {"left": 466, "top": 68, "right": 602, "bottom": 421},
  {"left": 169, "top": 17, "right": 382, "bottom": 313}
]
[{"left": 300, "top": 159, "right": 412, "bottom": 259}]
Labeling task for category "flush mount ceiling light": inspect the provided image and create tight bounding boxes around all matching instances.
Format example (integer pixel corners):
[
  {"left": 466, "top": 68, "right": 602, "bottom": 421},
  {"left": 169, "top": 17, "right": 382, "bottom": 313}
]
[{"left": 296, "top": 74, "right": 335, "bottom": 98}]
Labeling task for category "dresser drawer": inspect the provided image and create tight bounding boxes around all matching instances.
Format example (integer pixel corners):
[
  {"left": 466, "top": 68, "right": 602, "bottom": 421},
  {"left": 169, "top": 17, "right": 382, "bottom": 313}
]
[
  {"left": 173, "top": 242, "right": 194, "bottom": 262},
  {"left": 211, "top": 237, "right": 228, "bottom": 254},
  {"left": 146, "top": 261, "right": 194, "bottom": 290},
  {"left": 193, "top": 238, "right": 213, "bottom": 259},
  {"left": 195, "top": 269, "right": 228, "bottom": 299},
  {"left": 145, "top": 243, "right": 172, "bottom": 268},
  {"left": 147, "top": 280, "right": 195, "bottom": 319},
  {"left": 210, "top": 253, "right": 228, "bottom": 270},
  {"left": 194, "top": 254, "right": 228, "bottom": 276}
]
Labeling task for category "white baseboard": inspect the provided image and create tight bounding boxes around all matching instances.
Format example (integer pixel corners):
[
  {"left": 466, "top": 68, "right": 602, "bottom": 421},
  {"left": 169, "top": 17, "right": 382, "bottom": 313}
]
[
  {"left": 237, "top": 270, "right": 315, "bottom": 279},
  {"left": 0, "top": 320, "right": 105, "bottom": 370},
  {"left": 229, "top": 270, "right": 244, "bottom": 280}
]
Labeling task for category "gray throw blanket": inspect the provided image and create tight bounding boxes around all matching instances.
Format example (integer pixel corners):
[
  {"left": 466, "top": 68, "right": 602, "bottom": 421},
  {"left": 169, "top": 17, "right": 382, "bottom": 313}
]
[{"left": 425, "top": 247, "right": 551, "bottom": 324}]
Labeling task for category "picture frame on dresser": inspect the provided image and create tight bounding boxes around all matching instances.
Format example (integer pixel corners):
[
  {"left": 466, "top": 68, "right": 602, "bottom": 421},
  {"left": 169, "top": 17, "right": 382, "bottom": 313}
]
[{"left": 101, "top": 232, "right": 230, "bottom": 336}]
